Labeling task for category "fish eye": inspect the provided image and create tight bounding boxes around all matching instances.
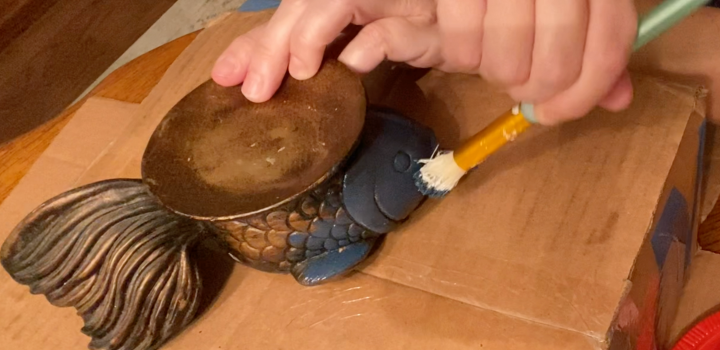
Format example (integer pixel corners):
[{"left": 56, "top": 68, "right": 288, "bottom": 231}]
[{"left": 393, "top": 151, "right": 412, "bottom": 173}]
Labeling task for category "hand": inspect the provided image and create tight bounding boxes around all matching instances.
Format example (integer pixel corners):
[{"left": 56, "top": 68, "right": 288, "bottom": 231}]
[{"left": 211, "top": 0, "right": 638, "bottom": 125}]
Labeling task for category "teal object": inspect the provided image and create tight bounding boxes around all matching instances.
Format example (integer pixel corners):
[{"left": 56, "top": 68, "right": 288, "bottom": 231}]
[
  {"left": 522, "top": 0, "right": 710, "bottom": 124},
  {"left": 635, "top": 0, "right": 710, "bottom": 50}
]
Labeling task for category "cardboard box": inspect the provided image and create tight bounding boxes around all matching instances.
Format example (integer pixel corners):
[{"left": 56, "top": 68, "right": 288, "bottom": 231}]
[
  {"left": 0, "top": 9, "right": 715, "bottom": 350},
  {"left": 631, "top": 0, "right": 720, "bottom": 124}
]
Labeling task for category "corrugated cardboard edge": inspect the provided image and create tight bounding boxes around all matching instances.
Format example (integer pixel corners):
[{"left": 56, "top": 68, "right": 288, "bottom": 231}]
[
  {"left": 604, "top": 81, "right": 708, "bottom": 350},
  {"left": 677, "top": 83, "right": 720, "bottom": 223}
]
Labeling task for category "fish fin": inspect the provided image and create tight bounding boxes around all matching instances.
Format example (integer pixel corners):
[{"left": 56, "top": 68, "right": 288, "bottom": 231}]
[
  {"left": 1, "top": 179, "right": 206, "bottom": 350},
  {"left": 291, "top": 239, "right": 375, "bottom": 286}
]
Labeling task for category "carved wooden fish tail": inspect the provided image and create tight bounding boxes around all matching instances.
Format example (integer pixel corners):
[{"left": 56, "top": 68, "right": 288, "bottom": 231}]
[{"left": 0, "top": 179, "right": 207, "bottom": 350}]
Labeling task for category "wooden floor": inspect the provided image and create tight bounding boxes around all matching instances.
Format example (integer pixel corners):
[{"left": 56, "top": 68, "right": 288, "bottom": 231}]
[
  {"left": 80, "top": 0, "right": 247, "bottom": 100},
  {"left": 0, "top": 0, "right": 177, "bottom": 144}
]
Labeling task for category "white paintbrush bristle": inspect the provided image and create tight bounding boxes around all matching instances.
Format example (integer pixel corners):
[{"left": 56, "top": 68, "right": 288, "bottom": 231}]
[{"left": 416, "top": 151, "right": 467, "bottom": 195}]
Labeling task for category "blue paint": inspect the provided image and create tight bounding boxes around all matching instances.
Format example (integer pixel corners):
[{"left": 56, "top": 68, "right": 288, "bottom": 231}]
[
  {"left": 292, "top": 241, "right": 373, "bottom": 286},
  {"left": 238, "top": 0, "right": 281, "bottom": 12},
  {"left": 651, "top": 187, "right": 690, "bottom": 269},
  {"left": 414, "top": 170, "right": 450, "bottom": 198}
]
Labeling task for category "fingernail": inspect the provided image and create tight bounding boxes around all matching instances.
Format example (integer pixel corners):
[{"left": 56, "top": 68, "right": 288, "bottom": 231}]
[
  {"left": 213, "top": 55, "right": 240, "bottom": 78},
  {"left": 289, "top": 56, "right": 312, "bottom": 80},
  {"left": 242, "top": 72, "right": 263, "bottom": 101},
  {"left": 338, "top": 48, "right": 382, "bottom": 74},
  {"left": 533, "top": 106, "right": 553, "bottom": 126},
  {"left": 337, "top": 51, "right": 357, "bottom": 71}
]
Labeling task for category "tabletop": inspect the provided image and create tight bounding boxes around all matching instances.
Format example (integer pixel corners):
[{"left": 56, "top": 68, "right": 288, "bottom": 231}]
[{"left": 2, "top": 28, "right": 720, "bottom": 253}]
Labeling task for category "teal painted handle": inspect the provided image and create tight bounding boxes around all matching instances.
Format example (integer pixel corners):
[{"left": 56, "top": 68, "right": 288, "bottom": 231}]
[
  {"left": 635, "top": 0, "right": 710, "bottom": 50},
  {"left": 521, "top": 0, "right": 710, "bottom": 123}
]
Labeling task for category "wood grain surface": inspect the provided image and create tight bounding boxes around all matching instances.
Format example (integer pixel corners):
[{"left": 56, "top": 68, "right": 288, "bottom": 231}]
[
  {"left": 0, "top": 31, "right": 198, "bottom": 204},
  {"left": 2, "top": 24, "right": 720, "bottom": 254},
  {"left": 0, "top": 0, "right": 62, "bottom": 53},
  {"left": 0, "top": 0, "right": 177, "bottom": 144}
]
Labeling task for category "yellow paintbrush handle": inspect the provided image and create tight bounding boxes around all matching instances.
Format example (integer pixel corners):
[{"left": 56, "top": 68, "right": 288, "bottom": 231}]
[{"left": 453, "top": 106, "right": 533, "bottom": 171}]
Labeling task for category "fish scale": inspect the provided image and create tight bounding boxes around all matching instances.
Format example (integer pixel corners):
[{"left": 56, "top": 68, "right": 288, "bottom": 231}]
[{"left": 213, "top": 174, "right": 375, "bottom": 273}]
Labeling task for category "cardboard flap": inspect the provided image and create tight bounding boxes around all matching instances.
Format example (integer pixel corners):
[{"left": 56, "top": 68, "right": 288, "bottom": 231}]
[
  {"left": 157, "top": 267, "right": 599, "bottom": 350},
  {"left": 360, "top": 71, "right": 701, "bottom": 338}
]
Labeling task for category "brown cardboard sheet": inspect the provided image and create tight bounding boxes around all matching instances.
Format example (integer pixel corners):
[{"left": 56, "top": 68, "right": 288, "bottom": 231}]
[
  {"left": 158, "top": 269, "right": 599, "bottom": 350},
  {"left": 0, "top": 8, "right": 713, "bottom": 350}
]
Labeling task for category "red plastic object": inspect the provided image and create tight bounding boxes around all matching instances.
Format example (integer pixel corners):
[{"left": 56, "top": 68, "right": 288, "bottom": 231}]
[{"left": 673, "top": 310, "right": 720, "bottom": 350}]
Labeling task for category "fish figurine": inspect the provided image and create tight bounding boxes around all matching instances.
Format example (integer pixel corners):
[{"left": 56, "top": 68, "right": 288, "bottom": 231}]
[{"left": 0, "top": 59, "right": 437, "bottom": 350}]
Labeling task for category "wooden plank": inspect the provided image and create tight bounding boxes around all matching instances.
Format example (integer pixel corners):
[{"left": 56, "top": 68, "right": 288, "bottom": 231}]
[{"left": 0, "top": 0, "right": 177, "bottom": 144}]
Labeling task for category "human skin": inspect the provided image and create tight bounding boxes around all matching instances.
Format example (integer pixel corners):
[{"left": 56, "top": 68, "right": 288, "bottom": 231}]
[{"left": 211, "top": 0, "right": 638, "bottom": 125}]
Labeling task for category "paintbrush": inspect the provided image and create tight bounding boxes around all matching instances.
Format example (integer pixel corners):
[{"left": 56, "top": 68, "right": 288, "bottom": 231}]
[{"left": 414, "top": 0, "right": 711, "bottom": 198}]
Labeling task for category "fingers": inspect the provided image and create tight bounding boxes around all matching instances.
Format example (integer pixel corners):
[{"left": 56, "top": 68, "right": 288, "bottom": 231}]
[
  {"left": 214, "top": 0, "right": 438, "bottom": 102},
  {"left": 338, "top": 17, "right": 441, "bottom": 73},
  {"left": 507, "top": 0, "right": 588, "bottom": 103},
  {"left": 212, "top": 25, "right": 263, "bottom": 87},
  {"left": 598, "top": 70, "right": 633, "bottom": 112},
  {"left": 534, "top": 0, "right": 637, "bottom": 124},
  {"left": 435, "top": 0, "right": 486, "bottom": 73},
  {"left": 325, "top": 25, "right": 363, "bottom": 60},
  {"left": 478, "top": 0, "right": 535, "bottom": 87},
  {"left": 241, "top": 0, "right": 308, "bottom": 102},
  {"left": 287, "top": 0, "right": 355, "bottom": 80},
  {"left": 288, "top": 0, "right": 436, "bottom": 80},
  {"left": 215, "top": 0, "right": 635, "bottom": 122}
]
